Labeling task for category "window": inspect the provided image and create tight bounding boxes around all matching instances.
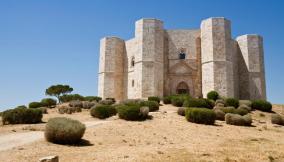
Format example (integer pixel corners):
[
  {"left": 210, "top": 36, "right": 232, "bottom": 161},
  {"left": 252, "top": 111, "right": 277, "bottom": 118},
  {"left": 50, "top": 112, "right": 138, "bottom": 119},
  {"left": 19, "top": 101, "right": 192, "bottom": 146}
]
[
  {"left": 131, "top": 57, "right": 135, "bottom": 67},
  {"left": 179, "top": 48, "right": 186, "bottom": 59},
  {"left": 132, "top": 80, "right": 134, "bottom": 87}
]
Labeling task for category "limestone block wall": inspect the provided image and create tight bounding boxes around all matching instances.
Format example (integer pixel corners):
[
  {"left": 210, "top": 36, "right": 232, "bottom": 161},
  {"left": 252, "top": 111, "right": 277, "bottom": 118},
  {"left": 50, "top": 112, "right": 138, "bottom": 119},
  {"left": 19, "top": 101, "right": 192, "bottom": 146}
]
[
  {"left": 201, "top": 17, "right": 235, "bottom": 98},
  {"left": 236, "top": 35, "right": 266, "bottom": 100},
  {"left": 164, "top": 29, "right": 201, "bottom": 97},
  {"left": 135, "top": 18, "right": 164, "bottom": 98},
  {"left": 98, "top": 37, "right": 125, "bottom": 101}
]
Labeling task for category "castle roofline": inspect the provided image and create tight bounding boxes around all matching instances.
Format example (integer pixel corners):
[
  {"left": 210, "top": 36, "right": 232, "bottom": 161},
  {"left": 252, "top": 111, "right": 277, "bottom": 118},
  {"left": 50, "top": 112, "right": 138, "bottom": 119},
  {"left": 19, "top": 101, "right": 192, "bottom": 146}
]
[
  {"left": 101, "top": 36, "right": 124, "bottom": 41},
  {"left": 201, "top": 17, "right": 230, "bottom": 22},
  {"left": 136, "top": 18, "right": 163, "bottom": 23},
  {"left": 236, "top": 34, "right": 263, "bottom": 40}
]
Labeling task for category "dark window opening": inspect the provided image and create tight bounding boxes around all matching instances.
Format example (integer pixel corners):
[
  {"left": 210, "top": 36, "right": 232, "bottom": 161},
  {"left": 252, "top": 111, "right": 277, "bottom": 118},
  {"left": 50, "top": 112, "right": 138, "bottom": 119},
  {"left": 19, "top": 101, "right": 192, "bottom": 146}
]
[
  {"left": 179, "top": 53, "right": 186, "bottom": 59},
  {"left": 132, "top": 80, "right": 134, "bottom": 87},
  {"left": 131, "top": 57, "right": 135, "bottom": 67}
]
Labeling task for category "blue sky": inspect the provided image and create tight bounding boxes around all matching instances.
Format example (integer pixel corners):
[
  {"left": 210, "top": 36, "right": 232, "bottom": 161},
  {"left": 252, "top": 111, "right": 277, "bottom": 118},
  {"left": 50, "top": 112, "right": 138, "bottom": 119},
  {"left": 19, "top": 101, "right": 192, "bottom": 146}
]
[{"left": 0, "top": 0, "right": 283, "bottom": 110}]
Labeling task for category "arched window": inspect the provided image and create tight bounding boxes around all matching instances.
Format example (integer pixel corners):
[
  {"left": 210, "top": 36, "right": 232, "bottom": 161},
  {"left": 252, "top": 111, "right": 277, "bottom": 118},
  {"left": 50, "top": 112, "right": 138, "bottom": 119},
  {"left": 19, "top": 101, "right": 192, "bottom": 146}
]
[
  {"left": 179, "top": 48, "right": 186, "bottom": 59},
  {"left": 131, "top": 57, "right": 135, "bottom": 67}
]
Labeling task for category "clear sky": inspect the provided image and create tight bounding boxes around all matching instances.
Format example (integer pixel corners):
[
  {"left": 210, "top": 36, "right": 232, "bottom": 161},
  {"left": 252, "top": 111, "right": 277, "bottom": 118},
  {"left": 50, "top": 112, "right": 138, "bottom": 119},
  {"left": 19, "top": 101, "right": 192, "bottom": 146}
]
[{"left": 0, "top": 0, "right": 283, "bottom": 111}]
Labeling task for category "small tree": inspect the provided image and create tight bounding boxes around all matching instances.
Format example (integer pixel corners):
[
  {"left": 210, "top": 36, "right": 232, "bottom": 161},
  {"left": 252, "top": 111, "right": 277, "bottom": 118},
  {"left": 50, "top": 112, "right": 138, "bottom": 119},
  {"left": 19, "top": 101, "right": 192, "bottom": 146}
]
[{"left": 45, "top": 85, "right": 73, "bottom": 103}]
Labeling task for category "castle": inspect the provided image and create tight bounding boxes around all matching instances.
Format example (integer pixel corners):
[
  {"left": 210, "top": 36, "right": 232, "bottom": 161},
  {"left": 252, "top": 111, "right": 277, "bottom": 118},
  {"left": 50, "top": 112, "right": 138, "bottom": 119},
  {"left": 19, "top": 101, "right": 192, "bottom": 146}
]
[{"left": 98, "top": 17, "right": 266, "bottom": 101}]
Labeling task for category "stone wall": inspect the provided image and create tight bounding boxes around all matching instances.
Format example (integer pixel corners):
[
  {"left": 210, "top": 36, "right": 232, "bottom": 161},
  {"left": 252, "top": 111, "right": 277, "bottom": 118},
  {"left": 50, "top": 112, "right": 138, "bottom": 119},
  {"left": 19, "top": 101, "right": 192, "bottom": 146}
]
[
  {"left": 98, "top": 37, "right": 125, "bottom": 101},
  {"left": 236, "top": 35, "right": 266, "bottom": 100},
  {"left": 201, "top": 17, "right": 235, "bottom": 98},
  {"left": 164, "top": 29, "right": 201, "bottom": 97}
]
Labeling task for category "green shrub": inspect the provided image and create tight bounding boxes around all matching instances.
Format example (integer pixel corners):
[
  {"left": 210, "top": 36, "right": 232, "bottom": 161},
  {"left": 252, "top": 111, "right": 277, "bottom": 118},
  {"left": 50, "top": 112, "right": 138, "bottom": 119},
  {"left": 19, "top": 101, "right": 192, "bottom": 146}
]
[
  {"left": 177, "top": 107, "right": 186, "bottom": 116},
  {"left": 235, "top": 108, "right": 249, "bottom": 116},
  {"left": 119, "top": 99, "right": 144, "bottom": 105},
  {"left": 207, "top": 91, "right": 219, "bottom": 101},
  {"left": 82, "top": 101, "right": 95, "bottom": 109},
  {"left": 29, "top": 102, "right": 43, "bottom": 108},
  {"left": 251, "top": 100, "right": 272, "bottom": 112},
  {"left": 40, "top": 107, "right": 48, "bottom": 114},
  {"left": 171, "top": 97, "right": 184, "bottom": 107},
  {"left": 117, "top": 104, "right": 147, "bottom": 121},
  {"left": 214, "top": 109, "right": 225, "bottom": 121},
  {"left": 219, "top": 107, "right": 248, "bottom": 116},
  {"left": 185, "top": 108, "right": 216, "bottom": 125},
  {"left": 45, "top": 117, "right": 86, "bottom": 144},
  {"left": 271, "top": 114, "right": 284, "bottom": 125},
  {"left": 225, "top": 98, "right": 239, "bottom": 108},
  {"left": 183, "top": 98, "right": 211, "bottom": 108},
  {"left": 99, "top": 99, "right": 115, "bottom": 105},
  {"left": 163, "top": 96, "right": 171, "bottom": 104},
  {"left": 69, "top": 100, "right": 83, "bottom": 108},
  {"left": 90, "top": 105, "right": 116, "bottom": 119},
  {"left": 2, "top": 108, "right": 42, "bottom": 125},
  {"left": 238, "top": 104, "right": 251, "bottom": 112},
  {"left": 106, "top": 98, "right": 116, "bottom": 103},
  {"left": 239, "top": 100, "right": 252, "bottom": 107},
  {"left": 41, "top": 98, "right": 57, "bottom": 108},
  {"left": 16, "top": 105, "right": 27, "bottom": 109},
  {"left": 59, "top": 94, "right": 85, "bottom": 103},
  {"left": 205, "top": 99, "right": 215, "bottom": 109},
  {"left": 225, "top": 114, "right": 252, "bottom": 126},
  {"left": 140, "top": 101, "right": 159, "bottom": 112},
  {"left": 58, "top": 106, "right": 81, "bottom": 114},
  {"left": 84, "top": 96, "right": 102, "bottom": 102},
  {"left": 148, "top": 96, "right": 160, "bottom": 103}
]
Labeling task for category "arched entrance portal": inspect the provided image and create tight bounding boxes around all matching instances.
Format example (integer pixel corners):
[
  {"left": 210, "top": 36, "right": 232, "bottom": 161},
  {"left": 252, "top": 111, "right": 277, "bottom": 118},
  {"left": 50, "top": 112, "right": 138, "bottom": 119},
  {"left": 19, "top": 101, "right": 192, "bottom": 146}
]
[{"left": 176, "top": 82, "right": 189, "bottom": 94}]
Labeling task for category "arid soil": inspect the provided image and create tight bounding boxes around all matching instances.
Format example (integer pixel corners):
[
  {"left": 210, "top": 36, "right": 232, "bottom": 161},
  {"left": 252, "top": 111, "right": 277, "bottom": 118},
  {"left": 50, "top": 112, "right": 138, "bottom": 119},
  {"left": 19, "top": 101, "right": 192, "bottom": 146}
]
[{"left": 0, "top": 104, "right": 284, "bottom": 162}]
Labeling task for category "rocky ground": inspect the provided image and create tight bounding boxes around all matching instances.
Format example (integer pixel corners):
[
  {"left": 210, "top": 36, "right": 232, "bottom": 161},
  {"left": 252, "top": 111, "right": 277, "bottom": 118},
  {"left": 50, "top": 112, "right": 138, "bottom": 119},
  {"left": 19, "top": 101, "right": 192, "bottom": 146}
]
[{"left": 0, "top": 104, "right": 283, "bottom": 162}]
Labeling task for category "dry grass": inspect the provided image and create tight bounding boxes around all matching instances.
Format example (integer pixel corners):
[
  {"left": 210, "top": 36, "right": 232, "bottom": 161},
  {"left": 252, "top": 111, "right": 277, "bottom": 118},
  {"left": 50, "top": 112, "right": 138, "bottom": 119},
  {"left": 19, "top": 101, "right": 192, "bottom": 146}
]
[{"left": 0, "top": 104, "right": 284, "bottom": 162}]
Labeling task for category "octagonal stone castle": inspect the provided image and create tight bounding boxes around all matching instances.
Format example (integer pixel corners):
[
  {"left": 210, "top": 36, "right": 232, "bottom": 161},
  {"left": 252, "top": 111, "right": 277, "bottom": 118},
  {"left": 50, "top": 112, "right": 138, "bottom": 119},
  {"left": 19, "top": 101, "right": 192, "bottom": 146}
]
[{"left": 98, "top": 17, "right": 266, "bottom": 101}]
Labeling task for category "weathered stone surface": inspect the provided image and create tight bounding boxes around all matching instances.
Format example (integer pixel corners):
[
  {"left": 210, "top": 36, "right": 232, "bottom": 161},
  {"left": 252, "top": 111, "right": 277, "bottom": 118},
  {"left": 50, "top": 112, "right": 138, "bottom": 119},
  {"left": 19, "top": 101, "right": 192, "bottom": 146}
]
[
  {"left": 39, "top": 155, "right": 58, "bottom": 162},
  {"left": 98, "top": 17, "right": 266, "bottom": 101}
]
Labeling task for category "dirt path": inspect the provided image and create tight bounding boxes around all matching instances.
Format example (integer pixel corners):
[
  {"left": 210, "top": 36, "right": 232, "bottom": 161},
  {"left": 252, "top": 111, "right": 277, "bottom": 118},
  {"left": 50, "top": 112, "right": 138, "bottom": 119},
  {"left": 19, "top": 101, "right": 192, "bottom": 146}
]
[{"left": 0, "top": 121, "right": 110, "bottom": 152}]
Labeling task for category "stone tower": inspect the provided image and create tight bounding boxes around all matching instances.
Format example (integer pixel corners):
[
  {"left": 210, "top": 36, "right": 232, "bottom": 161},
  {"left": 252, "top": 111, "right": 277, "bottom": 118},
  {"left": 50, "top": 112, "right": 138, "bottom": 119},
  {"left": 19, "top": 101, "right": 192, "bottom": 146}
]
[
  {"left": 236, "top": 35, "right": 266, "bottom": 100},
  {"left": 98, "top": 37, "right": 125, "bottom": 100},
  {"left": 200, "top": 17, "right": 235, "bottom": 98},
  {"left": 134, "top": 18, "right": 164, "bottom": 98}
]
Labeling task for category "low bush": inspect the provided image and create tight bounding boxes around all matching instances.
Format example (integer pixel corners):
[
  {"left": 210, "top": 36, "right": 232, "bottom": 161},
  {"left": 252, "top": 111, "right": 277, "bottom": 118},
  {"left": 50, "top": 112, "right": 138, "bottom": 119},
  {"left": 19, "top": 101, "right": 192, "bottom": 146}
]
[
  {"left": 58, "top": 106, "right": 81, "bottom": 114},
  {"left": 163, "top": 96, "right": 171, "bottom": 104},
  {"left": 171, "top": 97, "right": 184, "bottom": 107},
  {"left": 45, "top": 117, "right": 86, "bottom": 144},
  {"left": 84, "top": 96, "right": 102, "bottom": 102},
  {"left": 99, "top": 99, "right": 115, "bottom": 105},
  {"left": 148, "top": 96, "right": 160, "bottom": 103},
  {"left": 139, "top": 106, "right": 149, "bottom": 118},
  {"left": 41, "top": 98, "right": 57, "bottom": 108},
  {"left": 235, "top": 108, "right": 249, "bottom": 116},
  {"left": 119, "top": 99, "right": 144, "bottom": 105},
  {"left": 225, "top": 98, "right": 239, "bottom": 108},
  {"left": 40, "top": 107, "right": 48, "bottom": 114},
  {"left": 2, "top": 107, "right": 42, "bottom": 125},
  {"left": 185, "top": 108, "right": 216, "bottom": 125},
  {"left": 90, "top": 105, "right": 116, "bottom": 119},
  {"left": 69, "top": 100, "right": 83, "bottom": 108},
  {"left": 140, "top": 101, "right": 159, "bottom": 112},
  {"left": 183, "top": 98, "right": 211, "bottom": 108},
  {"left": 29, "top": 102, "right": 43, "bottom": 108},
  {"left": 214, "top": 109, "right": 225, "bottom": 121},
  {"left": 177, "top": 107, "right": 186, "bottom": 116},
  {"left": 117, "top": 104, "right": 147, "bottom": 121},
  {"left": 239, "top": 100, "right": 252, "bottom": 107},
  {"left": 271, "top": 114, "right": 284, "bottom": 125},
  {"left": 219, "top": 107, "right": 249, "bottom": 116},
  {"left": 60, "top": 94, "right": 85, "bottom": 103},
  {"left": 238, "top": 104, "right": 251, "bottom": 112},
  {"left": 225, "top": 113, "right": 252, "bottom": 126},
  {"left": 251, "top": 100, "right": 272, "bottom": 112},
  {"left": 215, "top": 99, "right": 225, "bottom": 105},
  {"left": 106, "top": 98, "right": 116, "bottom": 103},
  {"left": 207, "top": 91, "right": 219, "bottom": 101},
  {"left": 82, "top": 101, "right": 95, "bottom": 109}
]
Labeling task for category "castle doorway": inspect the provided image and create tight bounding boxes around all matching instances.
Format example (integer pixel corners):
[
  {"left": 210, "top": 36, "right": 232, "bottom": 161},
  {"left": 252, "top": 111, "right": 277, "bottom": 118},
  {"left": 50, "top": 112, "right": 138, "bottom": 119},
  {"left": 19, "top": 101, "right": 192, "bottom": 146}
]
[{"left": 176, "top": 82, "right": 189, "bottom": 94}]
